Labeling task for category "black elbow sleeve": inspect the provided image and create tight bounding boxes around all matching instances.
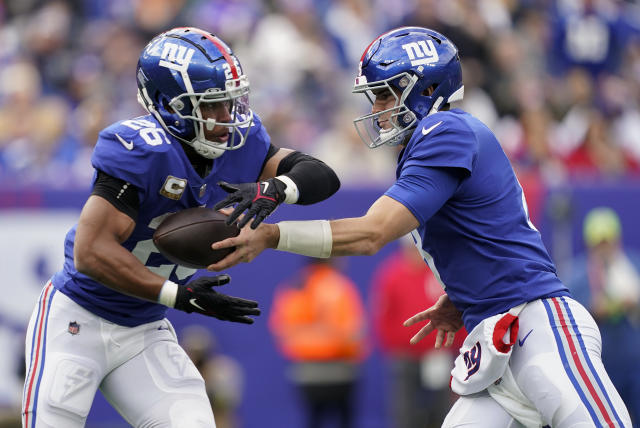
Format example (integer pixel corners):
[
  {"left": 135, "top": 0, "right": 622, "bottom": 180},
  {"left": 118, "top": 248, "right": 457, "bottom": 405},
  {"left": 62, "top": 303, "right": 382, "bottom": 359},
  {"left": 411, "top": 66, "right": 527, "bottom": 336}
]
[
  {"left": 276, "top": 152, "right": 340, "bottom": 205},
  {"left": 91, "top": 170, "right": 140, "bottom": 220}
]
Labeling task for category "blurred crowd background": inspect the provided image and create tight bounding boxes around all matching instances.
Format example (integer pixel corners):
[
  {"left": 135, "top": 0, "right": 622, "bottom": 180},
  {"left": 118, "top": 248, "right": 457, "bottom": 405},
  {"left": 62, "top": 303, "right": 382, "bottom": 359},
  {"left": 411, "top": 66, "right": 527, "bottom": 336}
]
[
  {"left": 2, "top": 0, "right": 640, "bottom": 427},
  {"left": 2, "top": 0, "right": 640, "bottom": 190}
]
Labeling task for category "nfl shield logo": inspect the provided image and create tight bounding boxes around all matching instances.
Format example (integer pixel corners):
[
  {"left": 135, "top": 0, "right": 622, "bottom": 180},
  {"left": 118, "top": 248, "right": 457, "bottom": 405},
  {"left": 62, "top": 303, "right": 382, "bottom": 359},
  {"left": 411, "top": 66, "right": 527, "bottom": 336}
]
[
  {"left": 199, "top": 184, "right": 207, "bottom": 198},
  {"left": 68, "top": 321, "right": 80, "bottom": 335}
]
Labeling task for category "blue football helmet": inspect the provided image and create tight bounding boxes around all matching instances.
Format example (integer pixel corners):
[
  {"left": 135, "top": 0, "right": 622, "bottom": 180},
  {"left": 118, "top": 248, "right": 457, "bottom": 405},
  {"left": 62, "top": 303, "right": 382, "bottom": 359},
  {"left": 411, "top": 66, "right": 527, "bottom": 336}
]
[
  {"left": 136, "top": 27, "right": 253, "bottom": 159},
  {"left": 353, "top": 27, "right": 464, "bottom": 147}
]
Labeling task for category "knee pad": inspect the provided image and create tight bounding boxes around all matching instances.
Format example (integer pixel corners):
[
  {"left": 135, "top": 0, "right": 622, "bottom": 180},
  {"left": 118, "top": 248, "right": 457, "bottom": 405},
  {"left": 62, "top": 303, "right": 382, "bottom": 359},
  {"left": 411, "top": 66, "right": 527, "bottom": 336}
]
[
  {"left": 168, "top": 398, "right": 215, "bottom": 428},
  {"left": 138, "top": 396, "right": 215, "bottom": 428},
  {"left": 103, "top": 340, "right": 213, "bottom": 427},
  {"left": 443, "top": 392, "right": 523, "bottom": 428}
]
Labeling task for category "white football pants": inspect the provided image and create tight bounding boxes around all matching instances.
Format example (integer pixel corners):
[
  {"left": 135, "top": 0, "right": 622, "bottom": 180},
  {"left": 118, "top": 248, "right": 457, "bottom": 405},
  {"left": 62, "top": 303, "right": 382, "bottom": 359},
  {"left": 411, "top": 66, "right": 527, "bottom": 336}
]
[
  {"left": 22, "top": 281, "right": 216, "bottom": 428},
  {"left": 443, "top": 296, "right": 632, "bottom": 427}
]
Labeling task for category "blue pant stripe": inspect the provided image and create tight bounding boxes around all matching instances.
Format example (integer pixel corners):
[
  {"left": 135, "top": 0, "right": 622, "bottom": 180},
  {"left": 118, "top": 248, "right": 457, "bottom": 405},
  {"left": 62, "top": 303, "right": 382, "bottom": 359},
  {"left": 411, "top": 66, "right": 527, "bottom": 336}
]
[
  {"left": 542, "top": 298, "right": 600, "bottom": 424},
  {"left": 22, "top": 283, "right": 49, "bottom": 406},
  {"left": 30, "top": 285, "right": 56, "bottom": 427},
  {"left": 560, "top": 297, "right": 624, "bottom": 427}
]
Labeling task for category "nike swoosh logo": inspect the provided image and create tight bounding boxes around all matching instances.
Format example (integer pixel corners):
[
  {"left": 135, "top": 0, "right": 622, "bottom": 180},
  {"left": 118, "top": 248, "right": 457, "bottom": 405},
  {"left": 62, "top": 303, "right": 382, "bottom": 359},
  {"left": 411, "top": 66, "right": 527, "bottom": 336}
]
[
  {"left": 189, "top": 298, "right": 206, "bottom": 311},
  {"left": 115, "top": 133, "right": 134, "bottom": 150},
  {"left": 421, "top": 121, "right": 443, "bottom": 136},
  {"left": 518, "top": 329, "right": 533, "bottom": 347}
]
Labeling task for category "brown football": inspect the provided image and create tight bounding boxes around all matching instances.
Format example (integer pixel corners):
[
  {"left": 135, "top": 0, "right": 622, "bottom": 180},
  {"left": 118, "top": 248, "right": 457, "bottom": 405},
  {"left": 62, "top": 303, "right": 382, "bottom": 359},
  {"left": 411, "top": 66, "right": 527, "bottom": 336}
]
[{"left": 152, "top": 207, "right": 239, "bottom": 269}]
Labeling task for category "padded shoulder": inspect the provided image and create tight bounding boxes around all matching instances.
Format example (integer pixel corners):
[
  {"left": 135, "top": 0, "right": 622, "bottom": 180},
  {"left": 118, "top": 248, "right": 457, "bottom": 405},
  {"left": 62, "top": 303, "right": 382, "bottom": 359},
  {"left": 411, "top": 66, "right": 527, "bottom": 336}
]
[
  {"left": 246, "top": 112, "right": 271, "bottom": 148},
  {"left": 402, "top": 110, "right": 478, "bottom": 173},
  {"left": 91, "top": 115, "right": 173, "bottom": 190}
]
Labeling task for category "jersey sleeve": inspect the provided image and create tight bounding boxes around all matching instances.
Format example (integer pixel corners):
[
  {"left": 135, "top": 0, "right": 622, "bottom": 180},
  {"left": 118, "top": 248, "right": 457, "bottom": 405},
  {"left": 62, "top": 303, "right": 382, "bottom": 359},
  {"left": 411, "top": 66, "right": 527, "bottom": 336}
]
[
  {"left": 247, "top": 113, "right": 272, "bottom": 178},
  {"left": 219, "top": 112, "right": 272, "bottom": 183},
  {"left": 403, "top": 116, "right": 478, "bottom": 174},
  {"left": 90, "top": 127, "right": 161, "bottom": 196},
  {"left": 385, "top": 165, "right": 461, "bottom": 225},
  {"left": 249, "top": 113, "right": 272, "bottom": 151}
]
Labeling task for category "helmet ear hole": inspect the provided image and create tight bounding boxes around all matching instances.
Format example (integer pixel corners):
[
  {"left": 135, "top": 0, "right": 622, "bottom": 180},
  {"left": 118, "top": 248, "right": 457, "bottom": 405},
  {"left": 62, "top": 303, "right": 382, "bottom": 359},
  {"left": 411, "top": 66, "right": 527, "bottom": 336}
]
[
  {"left": 162, "top": 98, "right": 176, "bottom": 114},
  {"left": 422, "top": 84, "right": 437, "bottom": 97}
]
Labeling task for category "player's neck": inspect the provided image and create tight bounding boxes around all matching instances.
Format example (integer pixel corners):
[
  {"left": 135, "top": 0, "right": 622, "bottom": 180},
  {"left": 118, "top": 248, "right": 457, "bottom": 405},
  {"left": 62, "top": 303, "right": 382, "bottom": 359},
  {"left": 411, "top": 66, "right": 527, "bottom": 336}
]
[{"left": 180, "top": 142, "right": 213, "bottom": 178}]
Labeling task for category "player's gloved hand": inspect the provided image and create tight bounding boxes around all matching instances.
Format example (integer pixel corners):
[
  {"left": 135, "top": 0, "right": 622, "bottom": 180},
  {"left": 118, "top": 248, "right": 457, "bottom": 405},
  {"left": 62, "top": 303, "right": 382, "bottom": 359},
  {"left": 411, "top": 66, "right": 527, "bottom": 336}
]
[
  {"left": 174, "top": 275, "right": 260, "bottom": 324},
  {"left": 214, "top": 179, "right": 287, "bottom": 229}
]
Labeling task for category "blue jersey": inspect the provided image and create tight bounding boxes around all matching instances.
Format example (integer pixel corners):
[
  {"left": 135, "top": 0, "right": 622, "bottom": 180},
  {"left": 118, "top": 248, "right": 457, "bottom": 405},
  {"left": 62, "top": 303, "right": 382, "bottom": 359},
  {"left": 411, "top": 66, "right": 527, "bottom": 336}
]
[
  {"left": 52, "top": 114, "right": 271, "bottom": 326},
  {"left": 385, "top": 109, "right": 569, "bottom": 331}
]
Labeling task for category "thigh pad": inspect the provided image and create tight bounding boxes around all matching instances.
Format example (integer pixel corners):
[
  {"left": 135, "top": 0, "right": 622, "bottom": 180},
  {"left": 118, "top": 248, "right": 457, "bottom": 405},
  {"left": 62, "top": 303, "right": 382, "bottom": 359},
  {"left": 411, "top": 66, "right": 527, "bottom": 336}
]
[{"left": 47, "top": 356, "right": 100, "bottom": 418}]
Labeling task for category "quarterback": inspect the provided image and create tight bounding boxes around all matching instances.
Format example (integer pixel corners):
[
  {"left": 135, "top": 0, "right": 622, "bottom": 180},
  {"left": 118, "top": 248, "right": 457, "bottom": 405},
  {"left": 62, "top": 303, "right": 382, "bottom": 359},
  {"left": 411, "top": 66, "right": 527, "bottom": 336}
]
[
  {"left": 22, "top": 27, "right": 339, "bottom": 428},
  {"left": 211, "top": 27, "right": 632, "bottom": 427}
]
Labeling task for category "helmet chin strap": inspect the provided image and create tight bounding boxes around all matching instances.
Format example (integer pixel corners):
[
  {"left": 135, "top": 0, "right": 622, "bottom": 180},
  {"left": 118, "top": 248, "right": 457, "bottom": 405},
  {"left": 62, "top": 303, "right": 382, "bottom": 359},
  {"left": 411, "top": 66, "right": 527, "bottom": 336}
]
[
  {"left": 191, "top": 138, "right": 226, "bottom": 159},
  {"left": 428, "top": 96, "right": 444, "bottom": 115},
  {"left": 143, "top": 102, "right": 226, "bottom": 160},
  {"left": 191, "top": 117, "right": 228, "bottom": 159},
  {"left": 380, "top": 125, "right": 413, "bottom": 147}
]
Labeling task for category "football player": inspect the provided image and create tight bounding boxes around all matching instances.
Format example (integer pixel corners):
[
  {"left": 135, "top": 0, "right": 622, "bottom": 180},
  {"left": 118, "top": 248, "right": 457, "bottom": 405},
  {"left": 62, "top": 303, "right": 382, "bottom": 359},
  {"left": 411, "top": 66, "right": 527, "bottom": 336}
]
[
  {"left": 22, "top": 27, "right": 339, "bottom": 428},
  {"left": 210, "top": 27, "right": 632, "bottom": 427}
]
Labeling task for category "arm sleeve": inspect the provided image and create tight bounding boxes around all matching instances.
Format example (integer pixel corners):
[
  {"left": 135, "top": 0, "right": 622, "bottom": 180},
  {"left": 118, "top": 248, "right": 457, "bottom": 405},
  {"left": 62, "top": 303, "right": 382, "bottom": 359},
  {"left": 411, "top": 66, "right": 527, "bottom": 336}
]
[
  {"left": 91, "top": 170, "right": 140, "bottom": 220},
  {"left": 385, "top": 165, "right": 463, "bottom": 225},
  {"left": 276, "top": 151, "right": 341, "bottom": 205},
  {"left": 259, "top": 143, "right": 280, "bottom": 174}
]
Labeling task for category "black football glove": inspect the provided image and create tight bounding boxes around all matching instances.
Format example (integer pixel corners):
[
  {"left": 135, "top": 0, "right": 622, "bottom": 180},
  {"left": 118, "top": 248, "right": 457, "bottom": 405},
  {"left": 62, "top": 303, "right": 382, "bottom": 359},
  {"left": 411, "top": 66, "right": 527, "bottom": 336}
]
[
  {"left": 214, "top": 178, "right": 287, "bottom": 229},
  {"left": 175, "top": 274, "right": 260, "bottom": 324}
]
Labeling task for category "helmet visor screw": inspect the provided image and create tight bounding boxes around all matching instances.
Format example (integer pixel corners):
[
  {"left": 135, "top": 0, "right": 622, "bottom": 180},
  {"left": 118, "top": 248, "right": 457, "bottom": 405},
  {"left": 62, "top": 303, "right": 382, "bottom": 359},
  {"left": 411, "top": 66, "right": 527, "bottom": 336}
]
[{"left": 172, "top": 100, "right": 185, "bottom": 111}]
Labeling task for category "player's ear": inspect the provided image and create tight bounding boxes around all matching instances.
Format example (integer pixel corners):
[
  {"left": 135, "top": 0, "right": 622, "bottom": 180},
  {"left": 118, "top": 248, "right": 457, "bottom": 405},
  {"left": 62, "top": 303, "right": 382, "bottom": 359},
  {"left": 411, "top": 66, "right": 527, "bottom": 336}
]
[
  {"left": 162, "top": 98, "right": 176, "bottom": 114},
  {"left": 422, "top": 85, "right": 436, "bottom": 97}
]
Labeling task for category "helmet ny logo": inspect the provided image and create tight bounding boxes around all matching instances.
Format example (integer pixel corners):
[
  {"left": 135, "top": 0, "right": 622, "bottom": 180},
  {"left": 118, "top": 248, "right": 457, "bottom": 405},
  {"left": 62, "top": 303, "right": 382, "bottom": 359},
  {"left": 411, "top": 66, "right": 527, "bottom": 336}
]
[
  {"left": 402, "top": 39, "right": 439, "bottom": 66},
  {"left": 159, "top": 43, "right": 195, "bottom": 71}
]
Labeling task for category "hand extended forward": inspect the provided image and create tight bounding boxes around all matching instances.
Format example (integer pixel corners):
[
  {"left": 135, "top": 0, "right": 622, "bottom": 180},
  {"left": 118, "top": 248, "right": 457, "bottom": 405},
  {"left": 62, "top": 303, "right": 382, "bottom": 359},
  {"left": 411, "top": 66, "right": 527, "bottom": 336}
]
[
  {"left": 175, "top": 275, "right": 260, "bottom": 324},
  {"left": 207, "top": 223, "right": 279, "bottom": 271},
  {"left": 404, "top": 293, "right": 463, "bottom": 348}
]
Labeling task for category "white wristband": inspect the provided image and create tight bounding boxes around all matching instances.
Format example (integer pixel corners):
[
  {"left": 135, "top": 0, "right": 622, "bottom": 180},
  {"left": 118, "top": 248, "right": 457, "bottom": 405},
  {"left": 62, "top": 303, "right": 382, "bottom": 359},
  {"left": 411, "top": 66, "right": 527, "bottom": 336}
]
[
  {"left": 157, "top": 280, "right": 178, "bottom": 308},
  {"left": 276, "top": 220, "right": 332, "bottom": 258},
  {"left": 275, "top": 175, "right": 299, "bottom": 204}
]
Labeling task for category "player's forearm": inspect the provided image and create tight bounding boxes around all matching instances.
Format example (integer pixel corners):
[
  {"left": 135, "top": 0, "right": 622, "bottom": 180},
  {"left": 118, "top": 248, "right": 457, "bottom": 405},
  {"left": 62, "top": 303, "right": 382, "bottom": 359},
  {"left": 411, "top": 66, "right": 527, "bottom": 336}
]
[
  {"left": 328, "top": 217, "right": 385, "bottom": 256},
  {"left": 210, "top": 201, "right": 406, "bottom": 270},
  {"left": 75, "top": 241, "right": 165, "bottom": 302},
  {"left": 273, "top": 216, "right": 385, "bottom": 258}
]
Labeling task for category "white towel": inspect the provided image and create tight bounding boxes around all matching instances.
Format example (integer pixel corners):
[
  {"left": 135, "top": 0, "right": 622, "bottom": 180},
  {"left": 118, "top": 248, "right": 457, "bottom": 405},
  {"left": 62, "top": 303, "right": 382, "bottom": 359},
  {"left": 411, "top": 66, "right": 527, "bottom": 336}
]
[{"left": 450, "top": 303, "right": 525, "bottom": 395}]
